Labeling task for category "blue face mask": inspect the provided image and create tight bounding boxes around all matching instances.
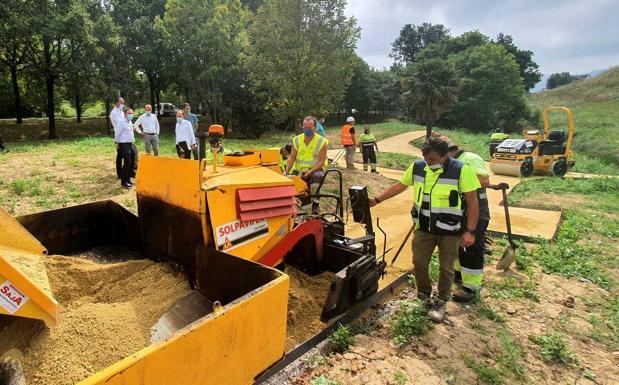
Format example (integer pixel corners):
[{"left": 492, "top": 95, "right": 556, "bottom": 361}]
[
  {"left": 127, "top": 114, "right": 133, "bottom": 121},
  {"left": 303, "top": 128, "right": 314, "bottom": 136},
  {"left": 176, "top": 117, "right": 183, "bottom": 124}
]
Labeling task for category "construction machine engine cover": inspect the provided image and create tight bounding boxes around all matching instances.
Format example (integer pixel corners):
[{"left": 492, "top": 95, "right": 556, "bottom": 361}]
[{"left": 494, "top": 139, "right": 537, "bottom": 155}]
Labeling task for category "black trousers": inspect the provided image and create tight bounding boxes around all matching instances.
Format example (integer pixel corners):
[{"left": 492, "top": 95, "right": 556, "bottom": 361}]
[
  {"left": 176, "top": 141, "right": 192, "bottom": 159},
  {"left": 362, "top": 147, "right": 376, "bottom": 163},
  {"left": 117, "top": 144, "right": 137, "bottom": 178},
  {"left": 117, "top": 143, "right": 134, "bottom": 184}
]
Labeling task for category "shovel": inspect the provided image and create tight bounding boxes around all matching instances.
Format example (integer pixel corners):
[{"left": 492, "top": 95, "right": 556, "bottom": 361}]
[
  {"left": 390, "top": 224, "right": 414, "bottom": 266},
  {"left": 496, "top": 186, "right": 517, "bottom": 270}
]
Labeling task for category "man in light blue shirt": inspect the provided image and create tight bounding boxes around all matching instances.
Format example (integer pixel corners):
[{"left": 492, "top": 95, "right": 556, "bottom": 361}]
[
  {"left": 315, "top": 115, "right": 326, "bottom": 137},
  {"left": 182, "top": 103, "right": 199, "bottom": 159}
]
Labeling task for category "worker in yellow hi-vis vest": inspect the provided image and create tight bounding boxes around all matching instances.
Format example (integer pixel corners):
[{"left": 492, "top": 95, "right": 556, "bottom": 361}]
[
  {"left": 358, "top": 126, "right": 379, "bottom": 173},
  {"left": 285, "top": 116, "right": 329, "bottom": 214}
]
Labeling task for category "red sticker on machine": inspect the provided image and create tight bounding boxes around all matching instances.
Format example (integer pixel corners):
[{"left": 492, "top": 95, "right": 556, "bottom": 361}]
[
  {"left": 215, "top": 219, "right": 269, "bottom": 250},
  {"left": 0, "top": 280, "right": 29, "bottom": 314}
]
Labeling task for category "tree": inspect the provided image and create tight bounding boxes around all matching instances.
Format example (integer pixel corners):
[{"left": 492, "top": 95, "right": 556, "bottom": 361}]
[
  {"left": 445, "top": 43, "right": 530, "bottom": 132},
  {"left": 112, "top": 0, "right": 168, "bottom": 113},
  {"left": 163, "top": 0, "right": 250, "bottom": 123},
  {"left": 343, "top": 56, "right": 376, "bottom": 116},
  {"left": 546, "top": 72, "right": 576, "bottom": 89},
  {"left": 247, "top": 0, "right": 360, "bottom": 125},
  {"left": 401, "top": 58, "right": 460, "bottom": 139},
  {"left": 373, "top": 69, "right": 401, "bottom": 115},
  {"left": 0, "top": 0, "right": 33, "bottom": 124},
  {"left": 391, "top": 23, "right": 450, "bottom": 64},
  {"left": 28, "top": 0, "right": 92, "bottom": 139},
  {"left": 495, "top": 33, "right": 541, "bottom": 92}
]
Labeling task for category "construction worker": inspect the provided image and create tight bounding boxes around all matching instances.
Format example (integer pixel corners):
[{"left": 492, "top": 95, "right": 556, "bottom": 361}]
[
  {"left": 204, "top": 138, "right": 232, "bottom": 162},
  {"left": 114, "top": 108, "right": 136, "bottom": 189},
  {"left": 341, "top": 116, "right": 357, "bottom": 169},
  {"left": 446, "top": 141, "right": 509, "bottom": 302},
  {"left": 489, "top": 128, "right": 509, "bottom": 156},
  {"left": 134, "top": 104, "right": 161, "bottom": 156},
  {"left": 369, "top": 138, "right": 480, "bottom": 322},
  {"left": 285, "top": 116, "right": 329, "bottom": 214},
  {"left": 359, "top": 126, "right": 379, "bottom": 173},
  {"left": 279, "top": 144, "right": 293, "bottom": 172},
  {"left": 175, "top": 110, "right": 196, "bottom": 159}
]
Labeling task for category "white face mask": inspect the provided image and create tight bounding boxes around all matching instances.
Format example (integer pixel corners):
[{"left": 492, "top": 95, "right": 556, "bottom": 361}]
[
  {"left": 176, "top": 117, "right": 183, "bottom": 124},
  {"left": 146, "top": 111, "right": 151, "bottom": 116},
  {"left": 118, "top": 104, "right": 124, "bottom": 110},
  {"left": 428, "top": 163, "right": 443, "bottom": 170}
]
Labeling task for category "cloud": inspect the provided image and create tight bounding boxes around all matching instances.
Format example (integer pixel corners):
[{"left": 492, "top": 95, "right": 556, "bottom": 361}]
[{"left": 345, "top": 0, "right": 619, "bottom": 74}]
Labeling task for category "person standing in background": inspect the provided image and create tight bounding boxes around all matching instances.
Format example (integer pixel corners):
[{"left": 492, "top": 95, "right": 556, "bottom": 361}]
[
  {"left": 109, "top": 97, "right": 125, "bottom": 180},
  {"left": 134, "top": 104, "right": 160, "bottom": 156},
  {"left": 315, "top": 115, "right": 326, "bottom": 137},
  {"left": 114, "top": 108, "right": 135, "bottom": 189},
  {"left": 359, "top": 126, "right": 379, "bottom": 173},
  {"left": 175, "top": 110, "right": 196, "bottom": 159},
  {"left": 182, "top": 103, "right": 199, "bottom": 159},
  {"left": 341, "top": 116, "right": 357, "bottom": 169}
]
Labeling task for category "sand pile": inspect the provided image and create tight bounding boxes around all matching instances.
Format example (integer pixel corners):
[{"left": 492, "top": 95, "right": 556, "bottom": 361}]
[
  {"left": 285, "top": 266, "right": 334, "bottom": 351},
  {"left": 0, "top": 253, "right": 191, "bottom": 385}
]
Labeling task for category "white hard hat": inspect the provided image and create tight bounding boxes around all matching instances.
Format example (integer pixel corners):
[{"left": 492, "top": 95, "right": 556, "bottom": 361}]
[{"left": 346, "top": 116, "right": 355, "bottom": 123}]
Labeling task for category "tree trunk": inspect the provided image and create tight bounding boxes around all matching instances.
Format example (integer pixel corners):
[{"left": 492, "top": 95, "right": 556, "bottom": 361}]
[
  {"left": 74, "top": 78, "right": 82, "bottom": 123},
  {"left": 10, "top": 65, "right": 22, "bottom": 124},
  {"left": 44, "top": 40, "right": 56, "bottom": 139},
  {"left": 105, "top": 97, "right": 111, "bottom": 135},
  {"left": 426, "top": 122, "right": 433, "bottom": 140}
]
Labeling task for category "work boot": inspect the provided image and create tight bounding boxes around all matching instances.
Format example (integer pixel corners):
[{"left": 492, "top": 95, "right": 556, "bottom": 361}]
[
  {"left": 371, "top": 169, "right": 379, "bottom": 174},
  {"left": 454, "top": 270, "right": 463, "bottom": 285},
  {"left": 417, "top": 292, "right": 433, "bottom": 308},
  {"left": 428, "top": 298, "right": 447, "bottom": 323},
  {"left": 453, "top": 287, "right": 476, "bottom": 303}
]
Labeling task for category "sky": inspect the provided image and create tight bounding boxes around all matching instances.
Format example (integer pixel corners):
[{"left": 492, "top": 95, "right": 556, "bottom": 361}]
[{"left": 345, "top": 0, "right": 619, "bottom": 75}]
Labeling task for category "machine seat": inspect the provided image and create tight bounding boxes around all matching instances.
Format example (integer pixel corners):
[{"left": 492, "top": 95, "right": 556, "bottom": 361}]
[{"left": 539, "top": 130, "right": 567, "bottom": 155}]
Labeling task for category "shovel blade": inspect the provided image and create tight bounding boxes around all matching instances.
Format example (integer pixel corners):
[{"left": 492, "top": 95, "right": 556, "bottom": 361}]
[{"left": 496, "top": 245, "right": 517, "bottom": 271}]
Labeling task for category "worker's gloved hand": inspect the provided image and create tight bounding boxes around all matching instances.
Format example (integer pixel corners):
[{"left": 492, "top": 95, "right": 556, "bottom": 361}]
[{"left": 494, "top": 182, "right": 510, "bottom": 190}]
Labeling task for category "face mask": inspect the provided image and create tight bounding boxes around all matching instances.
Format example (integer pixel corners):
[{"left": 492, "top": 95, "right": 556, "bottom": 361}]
[
  {"left": 303, "top": 128, "right": 314, "bottom": 136},
  {"left": 428, "top": 163, "right": 443, "bottom": 170},
  {"left": 118, "top": 104, "right": 124, "bottom": 110},
  {"left": 127, "top": 114, "right": 133, "bottom": 121},
  {"left": 145, "top": 111, "right": 151, "bottom": 116},
  {"left": 176, "top": 117, "right": 183, "bottom": 124}
]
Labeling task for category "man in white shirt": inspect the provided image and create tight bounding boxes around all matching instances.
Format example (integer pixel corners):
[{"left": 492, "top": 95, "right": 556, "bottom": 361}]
[
  {"left": 114, "top": 108, "right": 136, "bottom": 188},
  {"left": 134, "top": 104, "right": 161, "bottom": 156},
  {"left": 109, "top": 97, "right": 125, "bottom": 179},
  {"left": 175, "top": 110, "right": 196, "bottom": 159}
]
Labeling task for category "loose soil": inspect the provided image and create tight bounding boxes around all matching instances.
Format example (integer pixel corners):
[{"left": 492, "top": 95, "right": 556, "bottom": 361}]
[
  {"left": 285, "top": 266, "right": 335, "bottom": 351},
  {"left": 0, "top": 251, "right": 190, "bottom": 385}
]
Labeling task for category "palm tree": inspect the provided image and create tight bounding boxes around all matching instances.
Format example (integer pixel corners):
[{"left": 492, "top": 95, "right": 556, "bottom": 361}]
[{"left": 401, "top": 58, "right": 461, "bottom": 139}]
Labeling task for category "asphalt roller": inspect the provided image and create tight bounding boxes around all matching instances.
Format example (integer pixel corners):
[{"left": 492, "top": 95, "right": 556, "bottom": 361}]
[
  {"left": 0, "top": 139, "right": 386, "bottom": 384},
  {"left": 489, "top": 106, "right": 576, "bottom": 177}
]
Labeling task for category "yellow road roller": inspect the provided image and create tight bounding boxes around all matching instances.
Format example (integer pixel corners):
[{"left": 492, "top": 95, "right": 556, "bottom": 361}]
[{"left": 489, "top": 106, "right": 575, "bottom": 177}]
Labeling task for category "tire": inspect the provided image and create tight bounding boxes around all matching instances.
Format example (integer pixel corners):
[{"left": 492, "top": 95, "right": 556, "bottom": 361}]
[
  {"left": 551, "top": 159, "right": 568, "bottom": 177},
  {"left": 520, "top": 159, "right": 534, "bottom": 177}
]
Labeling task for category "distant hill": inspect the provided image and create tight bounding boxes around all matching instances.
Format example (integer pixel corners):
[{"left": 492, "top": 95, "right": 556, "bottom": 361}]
[
  {"left": 529, "top": 66, "right": 619, "bottom": 106},
  {"left": 528, "top": 66, "right": 619, "bottom": 173},
  {"left": 529, "top": 68, "right": 609, "bottom": 94}
]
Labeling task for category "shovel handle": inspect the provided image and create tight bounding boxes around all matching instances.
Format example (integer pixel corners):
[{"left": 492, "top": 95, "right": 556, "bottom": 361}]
[
  {"left": 501, "top": 187, "right": 514, "bottom": 245},
  {"left": 390, "top": 224, "right": 414, "bottom": 265}
]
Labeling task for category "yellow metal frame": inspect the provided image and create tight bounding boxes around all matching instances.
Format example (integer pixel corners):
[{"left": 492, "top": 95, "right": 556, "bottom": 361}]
[
  {"left": 80, "top": 271, "right": 289, "bottom": 385},
  {"left": 0, "top": 206, "right": 62, "bottom": 326},
  {"left": 542, "top": 106, "right": 575, "bottom": 162}
]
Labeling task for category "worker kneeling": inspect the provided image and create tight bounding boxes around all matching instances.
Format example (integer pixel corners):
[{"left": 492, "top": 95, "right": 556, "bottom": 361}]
[
  {"left": 285, "top": 116, "right": 329, "bottom": 215},
  {"left": 369, "top": 138, "right": 480, "bottom": 323}
]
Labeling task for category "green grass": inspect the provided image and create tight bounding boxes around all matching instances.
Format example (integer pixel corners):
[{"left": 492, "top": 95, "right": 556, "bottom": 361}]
[
  {"left": 329, "top": 324, "right": 355, "bottom": 353},
  {"left": 310, "top": 376, "right": 342, "bottom": 385},
  {"left": 485, "top": 276, "right": 539, "bottom": 302},
  {"left": 497, "top": 329, "right": 526, "bottom": 379},
  {"left": 474, "top": 300, "right": 506, "bottom": 324},
  {"left": 354, "top": 151, "right": 419, "bottom": 170},
  {"left": 509, "top": 178, "right": 619, "bottom": 290},
  {"left": 391, "top": 300, "right": 432, "bottom": 346},
  {"left": 584, "top": 296, "right": 619, "bottom": 350},
  {"left": 462, "top": 354, "right": 503, "bottom": 385},
  {"left": 393, "top": 370, "right": 408, "bottom": 385},
  {"left": 528, "top": 332, "right": 579, "bottom": 365}
]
